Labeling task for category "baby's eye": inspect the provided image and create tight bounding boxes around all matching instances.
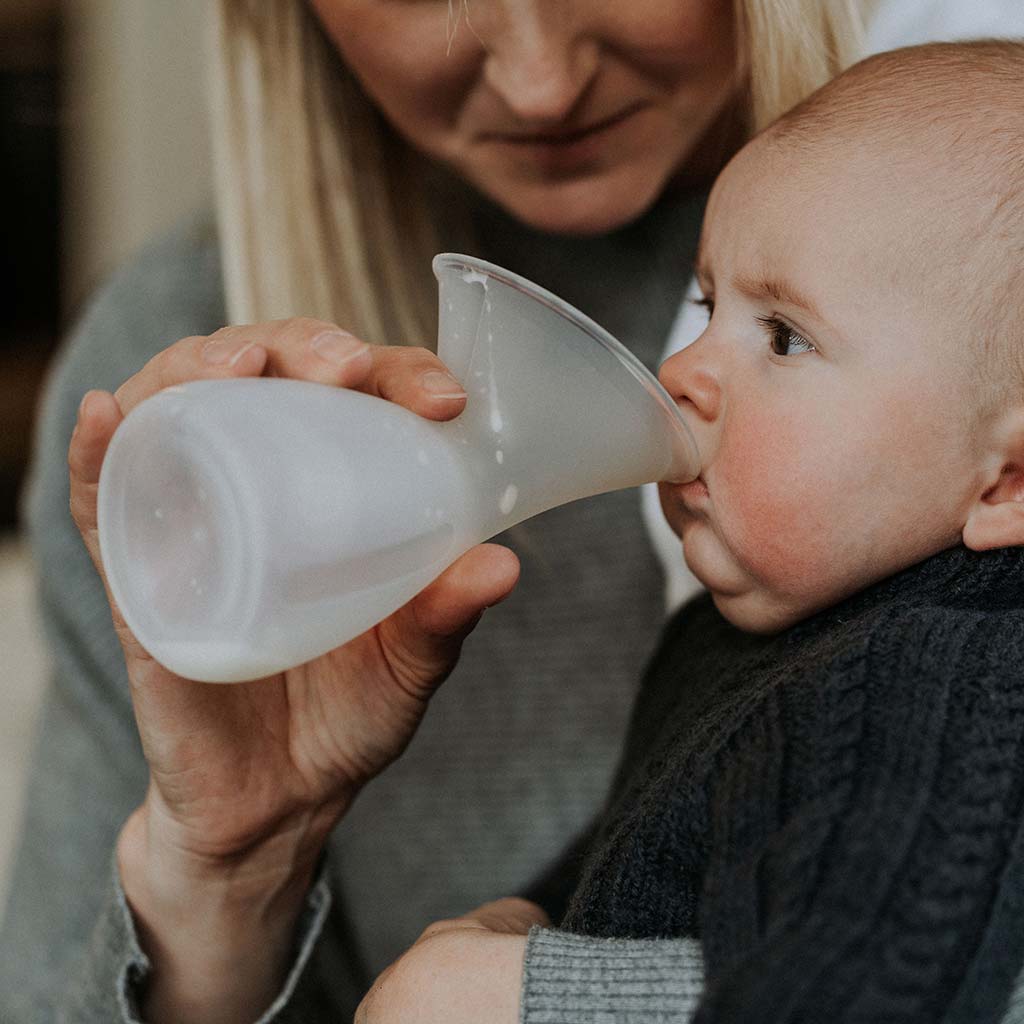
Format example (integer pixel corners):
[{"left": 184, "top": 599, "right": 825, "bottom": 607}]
[
  {"left": 756, "top": 315, "right": 816, "bottom": 357},
  {"left": 690, "top": 295, "right": 714, "bottom": 319}
]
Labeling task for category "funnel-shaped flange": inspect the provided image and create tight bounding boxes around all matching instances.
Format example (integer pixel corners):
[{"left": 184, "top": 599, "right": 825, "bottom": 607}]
[{"left": 433, "top": 254, "right": 700, "bottom": 539}]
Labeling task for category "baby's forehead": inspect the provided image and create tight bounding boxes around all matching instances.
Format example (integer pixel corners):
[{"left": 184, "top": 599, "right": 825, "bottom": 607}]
[
  {"left": 761, "top": 42, "right": 1024, "bottom": 211},
  {"left": 716, "top": 45, "right": 1024, "bottom": 296},
  {"left": 709, "top": 43, "right": 1024, "bottom": 408},
  {"left": 708, "top": 127, "right": 974, "bottom": 276}
]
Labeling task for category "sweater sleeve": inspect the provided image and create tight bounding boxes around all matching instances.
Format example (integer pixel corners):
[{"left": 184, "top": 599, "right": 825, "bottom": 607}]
[
  {"left": 519, "top": 931, "right": 1024, "bottom": 1024},
  {"left": 0, "top": 223, "right": 365, "bottom": 1022},
  {"left": 520, "top": 928, "right": 705, "bottom": 1023},
  {"left": 694, "top": 608, "right": 1024, "bottom": 1024},
  {"left": 48, "top": 853, "right": 336, "bottom": 1023}
]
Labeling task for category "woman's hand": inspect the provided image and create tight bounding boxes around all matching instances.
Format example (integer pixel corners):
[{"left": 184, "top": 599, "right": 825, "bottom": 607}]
[
  {"left": 68, "top": 318, "right": 520, "bottom": 1023},
  {"left": 356, "top": 898, "right": 551, "bottom": 1024}
]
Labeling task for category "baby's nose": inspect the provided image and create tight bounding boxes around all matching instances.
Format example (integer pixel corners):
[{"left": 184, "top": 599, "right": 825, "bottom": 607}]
[{"left": 659, "top": 348, "right": 722, "bottom": 423}]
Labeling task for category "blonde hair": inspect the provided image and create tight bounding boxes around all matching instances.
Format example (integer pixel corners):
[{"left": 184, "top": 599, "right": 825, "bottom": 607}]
[{"left": 210, "top": 0, "right": 868, "bottom": 345}]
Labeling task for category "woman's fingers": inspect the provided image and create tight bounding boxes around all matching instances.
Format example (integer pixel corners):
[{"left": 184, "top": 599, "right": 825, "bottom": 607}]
[
  {"left": 375, "top": 544, "right": 520, "bottom": 697},
  {"left": 228, "top": 318, "right": 374, "bottom": 387},
  {"left": 113, "top": 331, "right": 269, "bottom": 415},
  {"left": 419, "top": 898, "right": 551, "bottom": 940},
  {"left": 68, "top": 390, "right": 140, "bottom": 650},
  {"left": 354, "top": 345, "right": 468, "bottom": 420},
  {"left": 112, "top": 318, "right": 469, "bottom": 422},
  {"left": 68, "top": 390, "right": 123, "bottom": 546}
]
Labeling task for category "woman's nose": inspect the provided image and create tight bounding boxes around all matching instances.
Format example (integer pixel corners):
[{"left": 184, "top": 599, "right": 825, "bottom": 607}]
[
  {"left": 659, "top": 342, "right": 723, "bottom": 422},
  {"left": 479, "top": 3, "right": 600, "bottom": 125}
]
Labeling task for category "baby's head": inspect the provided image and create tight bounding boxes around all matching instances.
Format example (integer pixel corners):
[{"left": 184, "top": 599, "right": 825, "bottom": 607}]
[{"left": 658, "top": 40, "right": 1024, "bottom": 633}]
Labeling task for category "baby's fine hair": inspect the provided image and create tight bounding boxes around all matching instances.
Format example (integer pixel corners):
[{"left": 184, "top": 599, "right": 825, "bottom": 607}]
[{"left": 769, "top": 40, "right": 1024, "bottom": 406}]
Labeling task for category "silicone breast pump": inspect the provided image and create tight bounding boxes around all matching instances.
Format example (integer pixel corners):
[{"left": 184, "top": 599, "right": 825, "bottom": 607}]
[{"left": 97, "top": 255, "right": 700, "bottom": 682}]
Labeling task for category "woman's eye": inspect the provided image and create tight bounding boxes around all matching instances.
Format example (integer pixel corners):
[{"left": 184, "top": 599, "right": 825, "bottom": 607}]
[{"left": 756, "top": 315, "right": 816, "bottom": 357}]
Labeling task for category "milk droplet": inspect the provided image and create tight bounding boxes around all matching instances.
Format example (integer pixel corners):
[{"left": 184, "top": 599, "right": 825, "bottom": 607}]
[
  {"left": 192, "top": 527, "right": 207, "bottom": 544},
  {"left": 495, "top": 450, "right": 504, "bottom": 464},
  {"left": 499, "top": 484, "right": 518, "bottom": 515},
  {"left": 154, "top": 507, "right": 164, "bottom": 520},
  {"left": 462, "top": 270, "right": 489, "bottom": 286},
  {"left": 490, "top": 407, "right": 504, "bottom": 433}
]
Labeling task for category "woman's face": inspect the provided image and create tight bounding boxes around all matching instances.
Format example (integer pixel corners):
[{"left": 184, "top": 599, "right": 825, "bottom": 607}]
[{"left": 309, "top": 1, "right": 739, "bottom": 235}]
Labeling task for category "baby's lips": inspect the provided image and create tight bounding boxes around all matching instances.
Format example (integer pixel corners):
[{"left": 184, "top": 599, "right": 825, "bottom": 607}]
[{"left": 673, "top": 475, "right": 711, "bottom": 507}]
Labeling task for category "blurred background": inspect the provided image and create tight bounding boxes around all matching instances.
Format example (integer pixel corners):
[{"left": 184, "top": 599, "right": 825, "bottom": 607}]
[
  {"left": 0, "top": 0, "right": 209, "bottom": 909},
  {"left": 2, "top": 0, "right": 1024, "bottom": 913}
]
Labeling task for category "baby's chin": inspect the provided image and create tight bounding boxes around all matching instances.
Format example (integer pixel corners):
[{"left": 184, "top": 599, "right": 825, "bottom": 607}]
[
  {"left": 680, "top": 523, "right": 817, "bottom": 633},
  {"left": 682, "top": 543, "right": 806, "bottom": 634},
  {"left": 708, "top": 589, "right": 804, "bottom": 635}
]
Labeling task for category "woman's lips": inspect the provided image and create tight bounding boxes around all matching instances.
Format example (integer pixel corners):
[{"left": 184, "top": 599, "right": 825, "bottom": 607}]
[
  {"left": 491, "top": 102, "right": 647, "bottom": 145},
  {"left": 482, "top": 102, "right": 648, "bottom": 167}
]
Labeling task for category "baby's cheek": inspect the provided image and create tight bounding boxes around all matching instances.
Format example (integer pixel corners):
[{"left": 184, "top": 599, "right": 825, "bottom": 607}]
[{"left": 715, "top": 418, "right": 839, "bottom": 597}]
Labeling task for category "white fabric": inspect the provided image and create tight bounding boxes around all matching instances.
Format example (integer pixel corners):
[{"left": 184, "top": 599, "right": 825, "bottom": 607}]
[{"left": 866, "top": 0, "right": 1024, "bottom": 52}]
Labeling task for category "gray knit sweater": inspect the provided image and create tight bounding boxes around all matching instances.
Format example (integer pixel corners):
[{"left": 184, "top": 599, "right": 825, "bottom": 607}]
[{"left": 0, "top": 192, "right": 716, "bottom": 1022}]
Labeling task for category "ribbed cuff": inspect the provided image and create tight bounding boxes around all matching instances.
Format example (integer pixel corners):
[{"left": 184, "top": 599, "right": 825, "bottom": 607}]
[
  {"left": 110, "top": 854, "right": 333, "bottom": 1024},
  {"left": 520, "top": 927, "right": 705, "bottom": 1023}
]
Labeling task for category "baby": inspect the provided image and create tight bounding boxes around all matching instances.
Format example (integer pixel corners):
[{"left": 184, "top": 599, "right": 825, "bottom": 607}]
[{"left": 518, "top": 40, "right": 1024, "bottom": 1023}]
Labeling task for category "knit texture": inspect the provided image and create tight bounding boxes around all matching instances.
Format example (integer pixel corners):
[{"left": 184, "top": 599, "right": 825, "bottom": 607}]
[
  {"left": 552, "top": 544, "right": 1024, "bottom": 1023},
  {"left": 0, "top": 183, "right": 708, "bottom": 1022},
  {"left": 522, "top": 927, "right": 705, "bottom": 1023}
]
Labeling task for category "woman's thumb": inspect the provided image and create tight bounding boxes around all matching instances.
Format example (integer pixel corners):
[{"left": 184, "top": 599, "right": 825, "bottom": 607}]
[{"left": 376, "top": 543, "right": 520, "bottom": 695}]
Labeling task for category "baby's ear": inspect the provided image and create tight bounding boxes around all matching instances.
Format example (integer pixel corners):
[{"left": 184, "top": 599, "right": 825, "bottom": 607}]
[{"left": 963, "top": 410, "right": 1024, "bottom": 551}]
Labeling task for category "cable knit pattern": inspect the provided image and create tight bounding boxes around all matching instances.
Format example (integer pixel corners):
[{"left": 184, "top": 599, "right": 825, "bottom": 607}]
[{"left": 556, "top": 545, "right": 1024, "bottom": 1023}]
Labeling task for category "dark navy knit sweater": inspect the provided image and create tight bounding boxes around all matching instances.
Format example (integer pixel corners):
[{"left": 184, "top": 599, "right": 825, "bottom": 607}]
[{"left": 534, "top": 544, "right": 1024, "bottom": 1023}]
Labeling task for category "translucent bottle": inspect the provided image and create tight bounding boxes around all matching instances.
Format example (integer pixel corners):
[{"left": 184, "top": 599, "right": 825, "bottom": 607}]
[{"left": 97, "top": 255, "right": 700, "bottom": 682}]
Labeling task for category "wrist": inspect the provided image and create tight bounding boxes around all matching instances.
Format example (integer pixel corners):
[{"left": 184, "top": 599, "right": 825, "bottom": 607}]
[
  {"left": 116, "top": 800, "right": 329, "bottom": 1024},
  {"left": 119, "top": 824, "right": 315, "bottom": 932},
  {"left": 122, "top": 772, "right": 349, "bottom": 894}
]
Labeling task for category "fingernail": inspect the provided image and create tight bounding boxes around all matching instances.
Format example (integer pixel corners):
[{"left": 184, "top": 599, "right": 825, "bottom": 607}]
[
  {"left": 203, "top": 338, "right": 254, "bottom": 366},
  {"left": 77, "top": 391, "right": 94, "bottom": 420},
  {"left": 311, "top": 330, "right": 367, "bottom": 366},
  {"left": 421, "top": 370, "right": 467, "bottom": 399}
]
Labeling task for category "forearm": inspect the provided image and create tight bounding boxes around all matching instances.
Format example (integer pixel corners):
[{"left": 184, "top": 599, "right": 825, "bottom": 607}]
[{"left": 117, "top": 804, "right": 329, "bottom": 1024}]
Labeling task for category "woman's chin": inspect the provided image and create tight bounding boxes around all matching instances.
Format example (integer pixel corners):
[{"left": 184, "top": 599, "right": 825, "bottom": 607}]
[{"left": 477, "top": 168, "right": 667, "bottom": 237}]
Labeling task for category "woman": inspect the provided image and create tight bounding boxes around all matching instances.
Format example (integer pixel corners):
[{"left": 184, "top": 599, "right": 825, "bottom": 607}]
[{"left": 1, "top": 2, "right": 867, "bottom": 1021}]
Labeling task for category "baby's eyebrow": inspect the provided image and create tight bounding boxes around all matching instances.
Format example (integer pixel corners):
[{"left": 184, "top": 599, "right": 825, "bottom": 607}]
[
  {"left": 691, "top": 254, "right": 710, "bottom": 287},
  {"left": 733, "top": 271, "right": 824, "bottom": 322}
]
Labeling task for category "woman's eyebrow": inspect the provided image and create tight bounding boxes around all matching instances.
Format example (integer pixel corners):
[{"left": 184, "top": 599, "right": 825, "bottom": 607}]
[{"left": 733, "top": 271, "right": 824, "bottom": 321}]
